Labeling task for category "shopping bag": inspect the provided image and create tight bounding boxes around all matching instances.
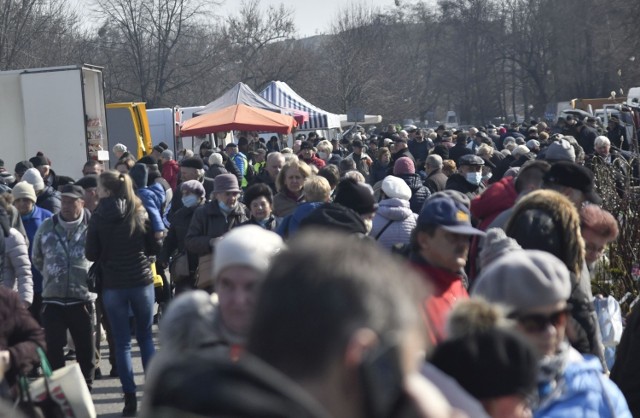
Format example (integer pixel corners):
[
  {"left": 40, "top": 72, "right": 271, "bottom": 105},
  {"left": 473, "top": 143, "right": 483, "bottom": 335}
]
[
  {"left": 196, "top": 253, "right": 215, "bottom": 291},
  {"left": 26, "top": 347, "right": 96, "bottom": 418}
]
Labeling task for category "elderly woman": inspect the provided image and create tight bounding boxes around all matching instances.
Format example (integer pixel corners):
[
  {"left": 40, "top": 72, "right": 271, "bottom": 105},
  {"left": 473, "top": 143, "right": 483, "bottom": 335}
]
[
  {"left": 272, "top": 159, "right": 311, "bottom": 218},
  {"left": 369, "top": 147, "right": 391, "bottom": 186},
  {"left": 370, "top": 175, "right": 417, "bottom": 250},
  {"left": 241, "top": 183, "right": 276, "bottom": 230},
  {"left": 472, "top": 250, "right": 631, "bottom": 417}
]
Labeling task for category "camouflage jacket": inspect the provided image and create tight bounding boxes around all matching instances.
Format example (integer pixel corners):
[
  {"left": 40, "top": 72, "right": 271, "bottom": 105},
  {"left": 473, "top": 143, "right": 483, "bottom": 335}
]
[{"left": 32, "top": 210, "right": 92, "bottom": 303}]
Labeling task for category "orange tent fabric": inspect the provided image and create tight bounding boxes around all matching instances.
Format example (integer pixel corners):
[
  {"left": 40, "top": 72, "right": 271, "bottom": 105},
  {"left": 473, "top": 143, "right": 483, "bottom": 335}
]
[{"left": 180, "top": 104, "right": 297, "bottom": 136}]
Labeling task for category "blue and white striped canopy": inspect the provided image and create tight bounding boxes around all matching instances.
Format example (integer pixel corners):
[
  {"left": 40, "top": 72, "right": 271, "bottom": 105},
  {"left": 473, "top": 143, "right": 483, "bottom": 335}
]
[{"left": 260, "top": 81, "right": 342, "bottom": 130}]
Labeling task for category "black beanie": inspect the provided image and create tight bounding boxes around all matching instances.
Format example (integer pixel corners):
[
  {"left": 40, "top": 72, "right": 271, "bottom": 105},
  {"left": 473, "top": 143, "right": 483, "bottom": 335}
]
[
  {"left": 129, "top": 163, "right": 149, "bottom": 190},
  {"left": 334, "top": 178, "right": 378, "bottom": 215},
  {"left": 430, "top": 328, "right": 537, "bottom": 399},
  {"left": 29, "top": 155, "right": 49, "bottom": 168},
  {"left": 180, "top": 157, "right": 204, "bottom": 170}
]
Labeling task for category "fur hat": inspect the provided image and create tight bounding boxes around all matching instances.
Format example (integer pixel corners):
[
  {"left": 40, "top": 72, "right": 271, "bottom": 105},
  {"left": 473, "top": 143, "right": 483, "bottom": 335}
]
[
  {"left": 472, "top": 249, "right": 572, "bottom": 314},
  {"left": 393, "top": 157, "right": 415, "bottom": 175},
  {"left": 212, "top": 225, "right": 285, "bottom": 278},
  {"left": 21, "top": 168, "right": 45, "bottom": 192},
  {"left": 12, "top": 182, "right": 37, "bottom": 203},
  {"left": 381, "top": 176, "right": 412, "bottom": 201},
  {"left": 180, "top": 157, "right": 205, "bottom": 170}
]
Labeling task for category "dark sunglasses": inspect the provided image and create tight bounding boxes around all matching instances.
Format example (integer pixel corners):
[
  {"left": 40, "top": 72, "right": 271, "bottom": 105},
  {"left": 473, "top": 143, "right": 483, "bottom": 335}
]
[{"left": 510, "top": 309, "right": 570, "bottom": 333}]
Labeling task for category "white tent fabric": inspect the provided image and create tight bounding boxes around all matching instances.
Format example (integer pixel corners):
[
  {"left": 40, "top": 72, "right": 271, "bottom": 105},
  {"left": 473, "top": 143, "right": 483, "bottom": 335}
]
[
  {"left": 260, "top": 81, "right": 342, "bottom": 130},
  {"left": 195, "top": 82, "right": 284, "bottom": 116}
]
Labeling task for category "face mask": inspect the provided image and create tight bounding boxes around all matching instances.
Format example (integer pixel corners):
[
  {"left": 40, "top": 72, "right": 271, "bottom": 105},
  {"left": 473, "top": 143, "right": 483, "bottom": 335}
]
[
  {"left": 465, "top": 171, "right": 482, "bottom": 186},
  {"left": 218, "top": 200, "right": 234, "bottom": 213},
  {"left": 482, "top": 172, "right": 493, "bottom": 181},
  {"left": 182, "top": 195, "right": 199, "bottom": 208},
  {"left": 317, "top": 151, "right": 329, "bottom": 161}
]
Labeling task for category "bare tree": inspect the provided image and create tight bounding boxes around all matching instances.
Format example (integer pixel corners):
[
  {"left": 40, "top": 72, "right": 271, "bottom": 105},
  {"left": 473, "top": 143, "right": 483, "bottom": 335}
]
[{"left": 93, "top": 0, "right": 224, "bottom": 107}]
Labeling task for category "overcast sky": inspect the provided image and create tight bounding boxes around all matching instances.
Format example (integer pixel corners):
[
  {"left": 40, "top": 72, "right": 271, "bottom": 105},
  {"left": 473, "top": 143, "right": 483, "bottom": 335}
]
[{"left": 219, "top": 0, "right": 399, "bottom": 37}]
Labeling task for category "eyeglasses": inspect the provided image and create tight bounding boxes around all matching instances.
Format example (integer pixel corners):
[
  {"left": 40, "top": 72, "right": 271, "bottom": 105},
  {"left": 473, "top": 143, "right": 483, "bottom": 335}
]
[{"left": 510, "top": 309, "right": 570, "bottom": 333}]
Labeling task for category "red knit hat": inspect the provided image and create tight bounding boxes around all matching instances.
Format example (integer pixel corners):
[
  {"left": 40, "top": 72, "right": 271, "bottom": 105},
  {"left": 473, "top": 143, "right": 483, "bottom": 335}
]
[{"left": 393, "top": 157, "right": 415, "bottom": 175}]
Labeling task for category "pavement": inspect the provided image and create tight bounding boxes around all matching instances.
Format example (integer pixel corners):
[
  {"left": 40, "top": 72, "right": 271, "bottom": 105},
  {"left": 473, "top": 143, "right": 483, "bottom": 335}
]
[{"left": 92, "top": 325, "right": 158, "bottom": 417}]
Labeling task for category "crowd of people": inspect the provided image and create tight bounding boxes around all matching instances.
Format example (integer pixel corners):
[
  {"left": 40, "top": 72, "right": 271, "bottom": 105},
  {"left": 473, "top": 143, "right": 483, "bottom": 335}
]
[{"left": 0, "top": 114, "right": 638, "bottom": 417}]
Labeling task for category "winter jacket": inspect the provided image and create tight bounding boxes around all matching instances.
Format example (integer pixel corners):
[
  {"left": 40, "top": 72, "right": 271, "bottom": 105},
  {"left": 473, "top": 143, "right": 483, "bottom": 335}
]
[
  {"left": 184, "top": 200, "right": 248, "bottom": 257},
  {"left": 445, "top": 173, "right": 485, "bottom": 200},
  {"left": 448, "top": 144, "right": 474, "bottom": 165},
  {"left": 0, "top": 286, "right": 45, "bottom": 392},
  {"left": 424, "top": 169, "right": 448, "bottom": 194},
  {"left": 277, "top": 202, "right": 323, "bottom": 239},
  {"left": 161, "top": 159, "right": 180, "bottom": 190},
  {"left": 20, "top": 205, "right": 52, "bottom": 294},
  {"left": 206, "top": 163, "right": 228, "bottom": 180},
  {"left": 396, "top": 173, "right": 431, "bottom": 213},
  {"left": 368, "top": 160, "right": 390, "bottom": 186},
  {"left": 388, "top": 148, "right": 415, "bottom": 176},
  {"left": 536, "top": 350, "right": 631, "bottom": 418},
  {"left": 408, "top": 139, "right": 430, "bottom": 167},
  {"left": 411, "top": 253, "right": 469, "bottom": 346},
  {"left": 138, "top": 183, "right": 166, "bottom": 233},
  {"left": 169, "top": 176, "right": 215, "bottom": 221},
  {"left": 273, "top": 191, "right": 304, "bottom": 219},
  {"left": 301, "top": 155, "right": 326, "bottom": 171},
  {"left": 85, "top": 197, "right": 161, "bottom": 289},
  {"left": 346, "top": 153, "right": 370, "bottom": 178},
  {"left": 241, "top": 215, "right": 278, "bottom": 231},
  {"left": 32, "top": 211, "right": 92, "bottom": 303},
  {"left": 370, "top": 198, "right": 417, "bottom": 250},
  {"left": 249, "top": 169, "right": 278, "bottom": 195},
  {"left": 299, "top": 203, "right": 368, "bottom": 236},
  {"left": 36, "top": 186, "right": 61, "bottom": 214},
  {"left": 470, "top": 176, "right": 517, "bottom": 231},
  {"left": 612, "top": 300, "right": 640, "bottom": 416},
  {"left": 2, "top": 229, "right": 33, "bottom": 305},
  {"left": 158, "top": 203, "right": 202, "bottom": 276}
]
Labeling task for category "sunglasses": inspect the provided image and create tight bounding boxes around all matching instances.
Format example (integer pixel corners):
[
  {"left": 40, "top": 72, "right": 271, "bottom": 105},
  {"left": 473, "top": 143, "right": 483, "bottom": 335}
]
[{"left": 510, "top": 309, "right": 570, "bottom": 333}]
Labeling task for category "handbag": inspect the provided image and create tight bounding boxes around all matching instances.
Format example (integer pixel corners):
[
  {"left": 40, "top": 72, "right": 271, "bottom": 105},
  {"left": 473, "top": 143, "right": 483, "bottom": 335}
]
[
  {"left": 17, "top": 347, "right": 96, "bottom": 418},
  {"left": 87, "top": 262, "right": 102, "bottom": 293},
  {"left": 196, "top": 253, "right": 215, "bottom": 291},
  {"left": 169, "top": 251, "right": 190, "bottom": 282}
]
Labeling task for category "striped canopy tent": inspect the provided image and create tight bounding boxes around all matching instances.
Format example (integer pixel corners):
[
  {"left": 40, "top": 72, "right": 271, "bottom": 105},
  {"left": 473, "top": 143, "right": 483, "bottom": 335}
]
[
  {"left": 260, "top": 81, "right": 342, "bottom": 130},
  {"left": 194, "top": 82, "right": 308, "bottom": 125}
]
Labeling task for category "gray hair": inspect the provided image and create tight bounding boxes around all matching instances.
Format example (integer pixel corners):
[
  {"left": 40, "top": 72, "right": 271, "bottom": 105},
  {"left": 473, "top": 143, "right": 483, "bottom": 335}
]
[
  {"left": 113, "top": 143, "right": 127, "bottom": 153},
  {"left": 208, "top": 152, "right": 223, "bottom": 166},
  {"left": 426, "top": 154, "right": 443, "bottom": 169},
  {"left": 594, "top": 135, "right": 610, "bottom": 148},
  {"left": 267, "top": 152, "right": 285, "bottom": 165}
]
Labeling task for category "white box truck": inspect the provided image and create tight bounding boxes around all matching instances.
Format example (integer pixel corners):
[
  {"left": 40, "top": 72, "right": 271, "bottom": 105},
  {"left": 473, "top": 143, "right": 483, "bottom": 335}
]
[{"left": 0, "top": 64, "right": 109, "bottom": 179}]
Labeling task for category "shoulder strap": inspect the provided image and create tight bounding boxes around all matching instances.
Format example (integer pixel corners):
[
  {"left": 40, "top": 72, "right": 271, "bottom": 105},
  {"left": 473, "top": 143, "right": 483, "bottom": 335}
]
[{"left": 374, "top": 219, "right": 394, "bottom": 240}]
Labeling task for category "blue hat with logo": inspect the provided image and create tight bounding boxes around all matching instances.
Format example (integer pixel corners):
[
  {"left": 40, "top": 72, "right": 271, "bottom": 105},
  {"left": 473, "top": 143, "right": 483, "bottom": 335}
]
[{"left": 418, "top": 196, "right": 485, "bottom": 236}]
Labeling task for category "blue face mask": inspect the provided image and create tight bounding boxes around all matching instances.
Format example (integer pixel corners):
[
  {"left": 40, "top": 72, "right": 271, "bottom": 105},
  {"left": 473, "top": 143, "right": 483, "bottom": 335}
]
[
  {"left": 465, "top": 171, "right": 483, "bottom": 186},
  {"left": 182, "top": 195, "right": 199, "bottom": 208},
  {"left": 218, "top": 200, "right": 233, "bottom": 213}
]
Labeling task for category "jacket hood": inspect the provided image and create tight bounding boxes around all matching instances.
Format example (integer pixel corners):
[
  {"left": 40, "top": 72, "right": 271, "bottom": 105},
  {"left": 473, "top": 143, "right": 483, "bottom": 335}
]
[
  {"left": 96, "top": 196, "right": 129, "bottom": 222},
  {"left": 291, "top": 202, "right": 324, "bottom": 223},
  {"left": 299, "top": 203, "right": 367, "bottom": 235},
  {"left": 130, "top": 164, "right": 149, "bottom": 189},
  {"left": 377, "top": 198, "right": 413, "bottom": 221}
]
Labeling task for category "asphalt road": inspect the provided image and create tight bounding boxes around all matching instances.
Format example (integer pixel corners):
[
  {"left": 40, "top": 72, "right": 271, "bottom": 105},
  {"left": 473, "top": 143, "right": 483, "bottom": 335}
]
[{"left": 92, "top": 325, "right": 158, "bottom": 417}]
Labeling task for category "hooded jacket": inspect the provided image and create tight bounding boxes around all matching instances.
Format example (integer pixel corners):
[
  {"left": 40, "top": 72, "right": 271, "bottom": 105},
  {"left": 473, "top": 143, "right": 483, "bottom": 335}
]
[
  {"left": 396, "top": 173, "right": 431, "bottom": 213},
  {"left": 370, "top": 198, "right": 417, "bottom": 250},
  {"left": 85, "top": 197, "right": 161, "bottom": 289},
  {"left": 161, "top": 159, "right": 180, "bottom": 190},
  {"left": 277, "top": 202, "right": 324, "bottom": 239},
  {"left": 299, "top": 203, "right": 367, "bottom": 236},
  {"left": 0, "top": 208, "right": 33, "bottom": 305},
  {"left": 20, "top": 205, "right": 52, "bottom": 294},
  {"left": 32, "top": 210, "right": 92, "bottom": 303},
  {"left": 36, "top": 185, "right": 61, "bottom": 214},
  {"left": 131, "top": 163, "right": 166, "bottom": 232}
]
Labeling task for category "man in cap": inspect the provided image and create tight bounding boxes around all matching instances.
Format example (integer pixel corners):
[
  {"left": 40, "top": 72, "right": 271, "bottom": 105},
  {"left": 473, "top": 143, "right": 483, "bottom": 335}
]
[
  {"left": 225, "top": 143, "right": 250, "bottom": 188},
  {"left": 11, "top": 161, "right": 33, "bottom": 188},
  {"left": 29, "top": 154, "right": 59, "bottom": 190},
  {"left": 408, "top": 129, "right": 430, "bottom": 169},
  {"left": 346, "top": 140, "right": 371, "bottom": 179},
  {"left": 387, "top": 134, "right": 416, "bottom": 175},
  {"left": 410, "top": 195, "right": 485, "bottom": 345},
  {"left": 542, "top": 161, "right": 601, "bottom": 208},
  {"left": 32, "top": 184, "right": 95, "bottom": 389},
  {"left": 185, "top": 174, "right": 248, "bottom": 292},
  {"left": 168, "top": 157, "right": 214, "bottom": 221},
  {"left": 606, "top": 115, "right": 628, "bottom": 151},
  {"left": 298, "top": 141, "right": 326, "bottom": 170},
  {"left": 445, "top": 154, "right": 486, "bottom": 199}
]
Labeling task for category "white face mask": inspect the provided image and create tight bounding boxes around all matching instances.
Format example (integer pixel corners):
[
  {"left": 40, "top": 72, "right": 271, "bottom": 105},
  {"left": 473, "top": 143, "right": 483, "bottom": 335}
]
[
  {"left": 465, "top": 171, "right": 482, "bottom": 186},
  {"left": 317, "top": 151, "right": 329, "bottom": 161},
  {"left": 363, "top": 218, "right": 373, "bottom": 234},
  {"left": 482, "top": 172, "right": 493, "bottom": 181}
]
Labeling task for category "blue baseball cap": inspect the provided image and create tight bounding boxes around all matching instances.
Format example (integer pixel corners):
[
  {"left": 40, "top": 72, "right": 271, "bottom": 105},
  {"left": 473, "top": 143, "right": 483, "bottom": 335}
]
[{"left": 418, "top": 196, "right": 485, "bottom": 236}]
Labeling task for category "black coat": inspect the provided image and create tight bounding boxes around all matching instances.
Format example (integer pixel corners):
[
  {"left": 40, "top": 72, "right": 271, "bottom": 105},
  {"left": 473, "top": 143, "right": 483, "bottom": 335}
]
[
  {"left": 424, "top": 169, "right": 448, "bottom": 194},
  {"left": 168, "top": 177, "right": 215, "bottom": 221},
  {"left": 445, "top": 173, "right": 485, "bottom": 200},
  {"left": 184, "top": 200, "right": 248, "bottom": 256},
  {"left": 448, "top": 144, "right": 473, "bottom": 165},
  {"left": 85, "top": 197, "right": 161, "bottom": 289},
  {"left": 611, "top": 302, "right": 640, "bottom": 416},
  {"left": 36, "top": 186, "right": 61, "bottom": 214},
  {"left": 396, "top": 173, "right": 431, "bottom": 213},
  {"left": 387, "top": 148, "right": 415, "bottom": 176},
  {"left": 159, "top": 204, "right": 201, "bottom": 274}
]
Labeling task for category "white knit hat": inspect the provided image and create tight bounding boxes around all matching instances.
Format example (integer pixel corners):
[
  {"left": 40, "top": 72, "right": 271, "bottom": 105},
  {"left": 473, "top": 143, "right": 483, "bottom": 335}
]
[
  {"left": 212, "top": 225, "right": 285, "bottom": 279},
  {"left": 12, "top": 182, "right": 37, "bottom": 202},
  {"left": 208, "top": 152, "right": 223, "bottom": 166},
  {"left": 21, "top": 168, "right": 45, "bottom": 192},
  {"left": 381, "top": 175, "right": 412, "bottom": 201}
]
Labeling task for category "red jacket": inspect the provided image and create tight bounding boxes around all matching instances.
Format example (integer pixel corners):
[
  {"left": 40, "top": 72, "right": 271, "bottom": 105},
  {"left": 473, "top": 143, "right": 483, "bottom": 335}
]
[
  {"left": 162, "top": 159, "right": 180, "bottom": 191},
  {"left": 470, "top": 176, "right": 517, "bottom": 230},
  {"left": 412, "top": 257, "right": 469, "bottom": 346}
]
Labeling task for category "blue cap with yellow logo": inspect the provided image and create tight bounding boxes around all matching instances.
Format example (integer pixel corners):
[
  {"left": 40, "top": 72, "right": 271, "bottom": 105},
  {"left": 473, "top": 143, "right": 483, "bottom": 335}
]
[{"left": 418, "top": 196, "right": 485, "bottom": 236}]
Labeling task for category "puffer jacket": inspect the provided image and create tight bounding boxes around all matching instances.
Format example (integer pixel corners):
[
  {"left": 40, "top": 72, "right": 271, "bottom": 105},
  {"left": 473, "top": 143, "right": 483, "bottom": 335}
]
[
  {"left": 535, "top": 350, "right": 631, "bottom": 418},
  {"left": 36, "top": 186, "right": 61, "bottom": 214},
  {"left": 85, "top": 197, "right": 161, "bottom": 289},
  {"left": 32, "top": 210, "right": 92, "bottom": 303},
  {"left": 370, "top": 198, "right": 417, "bottom": 250},
  {"left": 396, "top": 173, "right": 431, "bottom": 213},
  {"left": 20, "top": 205, "right": 52, "bottom": 294},
  {"left": 138, "top": 183, "right": 166, "bottom": 233},
  {"left": 2, "top": 229, "right": 33, "bottom": 305},
  {"left": 184, "top": 200, "right": 248, "bottom": 256}
]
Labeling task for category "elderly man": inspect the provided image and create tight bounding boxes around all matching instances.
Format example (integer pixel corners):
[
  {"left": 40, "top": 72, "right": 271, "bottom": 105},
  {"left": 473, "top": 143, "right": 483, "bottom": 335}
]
[
  {"left": 445, "top": 154, "right": 486, "bottom": 199},
  {"left": 410, "top": 195, "right": 485, "bottom": 345},
  {"left": 250, "top": 152, "right": 284, "bottom": 194},
  {"left": 32, "top": 184, "right": 95, "bottom": 389},
  {"left": 424, "top": 154, "right": 448, "bottom": 194}
]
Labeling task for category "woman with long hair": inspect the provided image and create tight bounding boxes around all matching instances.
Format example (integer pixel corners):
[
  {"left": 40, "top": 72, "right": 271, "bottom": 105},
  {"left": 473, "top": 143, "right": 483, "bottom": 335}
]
[{"left": 85, "top": 170, "right": 161, "bottom": 417}]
